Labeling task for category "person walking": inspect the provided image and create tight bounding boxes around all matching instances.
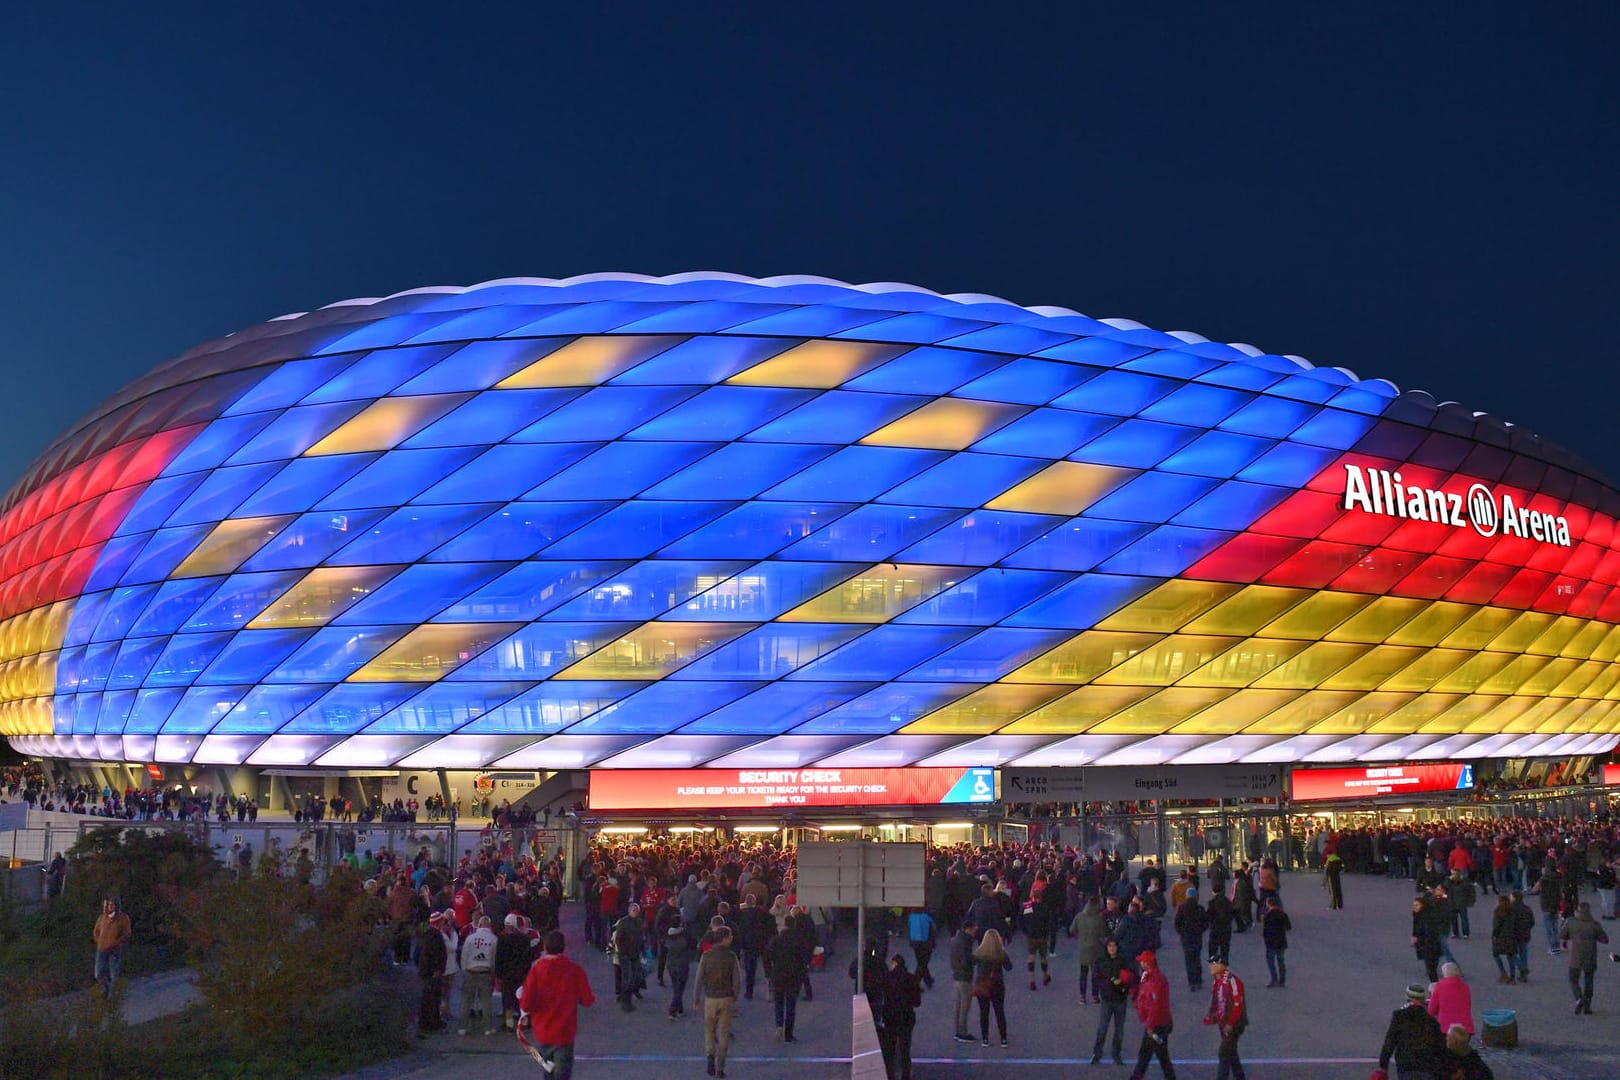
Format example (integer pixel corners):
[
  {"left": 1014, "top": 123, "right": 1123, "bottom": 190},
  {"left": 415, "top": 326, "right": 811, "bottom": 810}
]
[
  {"left": 971, "top": 926, "right": 1013, "bottom": 1047},
  {"left": 1426, "top": 962, "right": 1473, "bottom": 1035},
  {"left": 1377, "top": 983, "right": 1445, "bottom": 1080},
  {"left": 1534, "top": 861, "right": 1563, "bottom": 954},
  {"left": 1071, "top": 898, "right": 1108, "bottom": 1004},
  {"left": 907, "top": 907, "right": 937, "bottom": 988},
  {"left": 91, "top": 896, "right": 132, "bottom": 998},
  {"left": 1507, "top": 890, "right": 1535, "bottom": 984},
  {"left": 880, "top": 953, "right": 923, "bottom": 1080},
  {"left": 458, "top": 915, "right": 499, "bottom": 1035},
  {"left": 417, "top": 913, "right": 450, "bottom": 1036},
  {"left": 1206, "top": 888, "right": 1236, "bottom": 965},
  {"left": 665, "top": 922, "right": 694, "bottom": 1020},
  {"left": 1202, "top": 958, "right": 1247, "bottom": 1080},
  {"left": 1413, "top": 894, "right": 1446, "bottom": 983},
  {"left": 1090, "top": 937, "right": 1132, "bottom": 1066},
  {"left": 517, "top": 930, "right": 596, "bottom": 1080},
  {"left": 1260, "top": 897, "right": 1291, "bottom": 988},
  {"left": 948, "top": 918, "right": 978, "bottom": 1042},
  {"left": 1559, "top": 901, "right": 1609, "bottom": 1014},
  {"left": 1442, "top": 1024, "right": 1495, "bottom": 1080},
  {"left": 764, "top": 920, "right": 808, "bottom": 1041},
  {"left": 1488, "top": 895, "right": 1519, "bottom": 984},
  {"left": 1174, "top": 888, "right": 1208, "bottom": 991},
  {"left": 735, "top": 894, "right": 774, "bottom": 1000},
  {"left": 1324, "top": 851, "right": 1345, "bottom": 910},
  {"left": 1129, "top": 949, "right": 1176, "bottom": 1080},
  {"left": 698, "top": 926, "right": 742, "bottom": 1077}
]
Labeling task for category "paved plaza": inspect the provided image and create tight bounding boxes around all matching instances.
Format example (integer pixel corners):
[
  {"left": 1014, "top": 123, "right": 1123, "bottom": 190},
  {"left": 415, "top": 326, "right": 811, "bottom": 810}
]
[{"left": 373, "top": 869, "right": 1620, "bottom": 1079}]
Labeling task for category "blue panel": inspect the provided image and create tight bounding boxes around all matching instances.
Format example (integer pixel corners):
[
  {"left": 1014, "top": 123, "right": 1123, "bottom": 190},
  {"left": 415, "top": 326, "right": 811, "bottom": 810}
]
[
  {"left": 124, "top": 687, "right": 185, "bottom": 734},
  {"left": 897, "top": 567, "right": 1073, "bottom": 625},
  {"left": 316, "top": 313, "right": 460, "bottom": 352},
  {"left": 1002, "top": 573, "right": 1161, "bottom": 628},
  {"left": 1052, "top": 370, "right": 1179, "bottom": 416},
  {"left": 213, "top": 684, "right": 331, "bottom": 733},
  {"left": 160, "top": 685, "right": 251, "bottom": 733},
  {"left": 563, "top": 681, "right": 760, "bottom": 735},
  {"left": 417, "top": 443, "right": 602, "bottom": 504},
  {"left": 843, "top": 346, "right": 1006, "bottom": 395},
  {"left": 539, "top": 502, "right": 737, "bottom": 559},
  {"left": 787, "top": 625, "right": 976, "bottom": 680},
  {"left": 1172, "top": 480, "right": 1292, "bottom": 531},
  {"left": 1096, "top": 525, "right": 1235, "bottom": 577},
  {"left": 549, "top": 561, "right": 755, "bottom": 621},
  {"left": 240, "top": 508, "right": 390, "bottom": 572},
  {"left": 129, "top": 577, "right": 226, "bottom": 636},
  {"left": 1288, "top": 407, "right": 1377, "bottom": 450},
  {"left": 1121, "top": 350, "right": 1221, "bottom": 380},
  {"left": 457, "top": 680, "right": 642, "bottom": 734},
  {"left": 223, "top": 401, "right": 367, "bottom": 464},
  {"left": 434, "top": 561, "right": 632, "bottom": 622},
  {"left": 900, "top": 626, "right": 1076, "bottom": 681},
  {"left": 1217, "top": 396, "right": 1315, "bottom": 439},
  {"left": 895, "top": 512, "right": 1066, "bottom": 567},
  {"left": 300, "top": 344, "right": 458, "bottom": 403},
  {"left": 86, "top": 533, "right": 154, "bottom": 591},
  {"left": 77, "top": 640, "right": 120, "bottom": 692},
  {"left": 366, "top": 682, "right": 532, "bottom": 734},
  {"left": 1084, "top": 472, "right": 1221, "bottom": 524},
  {"left": 527, "top": 442, "right": 718, "bottom": 500},
  {"left": 1001, "top": 519, "right": 1153, "bottom": 572},
  {"left": 512, "top": 386, "right": 699, "bottom": 441},
  {"left": 1033, "top": 337, "right": 1153, "bottom": 367},
  {"left": 1193, "top": 360, "right": 1286, "bottom": 392},
  {"left": 833, "top": 312, "right": 988, "bottom": 344},
  {"left": 334, "top": 562, "right": 513, "bottom": 624},
  {"left": 395, "top": 338, "right": 571, "bottom": 394},
  {"left": 671, "top": 561, "right": 862, "bottom": 621},
  {"left": 403, "top": 388, "right": 581, "bottom": 447},
  {"left": 314, "top": 447, "right": 482, "bottom": 510},
  {"left": 107, "top": 636, "right": 169, "bottom": 688},
  {"left": 644, "top": 443, "right": 836, "bottom": 499},
  {"left": 679, "top": 682, "right": 873, "bottom": 735},
  {"left": 1138, "top": 383, "right": 1254, "bottom": 427},
  {"left": 283, "top": 683, "right": 424, "bottom": 734},
  {"left": 265, "top": 626, "right": 407, "bottom": 683},
  {"left": 616, "top": 301, "right": 789, "bottom": 334},
  {"left": 671, "top": 623, "right": 870, "bottom": 679},
  {"left": 1156, "top": 430, "right": 1276, "bottom": 479},
  {"left": 54, "top": 646, "right": 85, "bottom": 693},
  {"left": 971, "top": 410, "right": 1119, "bottom": 458},
  {"left": 1327, "top": 387, "right": 1395, "bottom": 416},
  {"left": 223, "top": 353, "right": 363, "bottom": 416},
  {"left": 119, "top": 523, "right": 214, "bottom": 584},
  {"left": 95, "top": 689, "right": 136, "bottom": 733},
  {"left": 763, "top": 447, "right": 948, "bottom": 502},
  {"left": 165, "top": 463, "right": 283, "bottom": 526},
  {"left": 627, "top": 386, "right": 816, "bottom": 441},
  {"left": 231, "top": 453, "right": 379, "bottom": 517},
  {"left": 161, "top": 413, "right": 278, "bottom": 475},
  {"left": 428, "top": 502, "right": 614, "bottom": 561},
  {"left": 878, "top": 453, "right": 1046, "bottom": 509},
  {"left": 92, "top": 583, "right": 162, "bottom": 642},
  {"left": 402, "top": 305, "right": 559, "bottom": 345},
  {"left": 608, "top": 336, "right": 790, "bottom": 385},
  {"left": 726, "top": 303, "right": 889, "bottom": 337},
  {"left": 779, "top": 504, "right": 962, "bottom": 562},
  {"left": 114, "top": 474, "right": 203, "bottom": 535},
  {"left": 144, "top": 632, "right": 234, "bottom": 687},
  {"left": 658, "top": 501, "right": 855, "bottom": 559},
  {"left": 1236, "top": 441, "right": 1341, "bottom": 487},
  {"left": 446, "top": 622, "right": 634, "bottom": 681},
  {"left": 791, "top": 683, "right": 973, "bottom": 734},
  {"left": 747, "top": 392, "right": 927, "bottom": 443},
  {"left": 176, "top": 572, "right": 299, "bottom": 635},
  {"left": 1270, "top": 373, "right": 1342, "bottom": 403},
  {"left": 195, "top": 628, "right": 316, "bottom": 685},
  {"left": 946, "top": 324, "right": 1074, "bottom": 355},
  {"left": 1071, "top": 419, "right": 1200, "bottom": 468},
  {"left": 953, "top": 359, "right": 1095, "bottom": 405},
  {"left": 64, "top": 589, "right": 113, "bottom": 648},
  {"left": 328, "top": 504, "right": 498, "bottom": 565}
]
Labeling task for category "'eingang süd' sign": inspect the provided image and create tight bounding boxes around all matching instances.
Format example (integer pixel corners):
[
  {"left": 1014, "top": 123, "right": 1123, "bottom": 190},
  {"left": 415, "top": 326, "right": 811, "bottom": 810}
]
[
  {"left": 1002, "top": 765, "right": 1281, "bottom": 803},
  {"left": 1341, "top": 463, "right": 1572, "bottom": 547}
]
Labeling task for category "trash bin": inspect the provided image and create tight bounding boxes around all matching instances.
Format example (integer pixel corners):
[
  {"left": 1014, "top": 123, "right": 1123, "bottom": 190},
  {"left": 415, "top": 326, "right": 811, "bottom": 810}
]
[{"left": 1481, "top": 1008, "right": 1517, "bottom": 1049}]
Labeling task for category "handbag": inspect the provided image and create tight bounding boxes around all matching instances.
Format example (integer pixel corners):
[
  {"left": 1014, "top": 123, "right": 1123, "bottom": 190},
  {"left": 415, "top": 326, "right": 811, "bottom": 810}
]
[
  {"left": 1368, "top": 1069, "right": 1387, "bottom": 1080},
  {"left": 971, "top": 975, "right": 992, "bottom": 999}
]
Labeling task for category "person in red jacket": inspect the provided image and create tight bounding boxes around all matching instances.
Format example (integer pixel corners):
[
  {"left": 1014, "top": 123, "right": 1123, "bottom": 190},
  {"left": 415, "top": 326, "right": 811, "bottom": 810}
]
[
  {"left": 1130, "top": 949, "right": 1176, "bottom": 1080},
  {"left": 1202, "top": 958, "right": 1247, "bottom": 1080},
  {"left": 519, "top": 931, "right": 596, "bottom": 1080}
]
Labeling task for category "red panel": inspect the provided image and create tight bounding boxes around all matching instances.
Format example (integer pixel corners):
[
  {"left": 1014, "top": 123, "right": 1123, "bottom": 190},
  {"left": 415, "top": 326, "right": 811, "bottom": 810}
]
[
  {"left": 1248, "top": 489, "right": 1346, "bottom": 539},
  {"left": 1492, "top": 568, "right": 1555, "bottom": 609},
  {"left": 1261, "top": 540, "right": 1372, "bottom": 589},
  {"left": 1532, "top": 576, "right": 1582, "bottom": 616},
  {"left": 1292, "top": 762, "right": 1472, "bottom": 801},
  {"left": 1597, "top": 590, "right": 1620, "bottom": 623},
  {"left": 1433, "top": 523, "right": 1504, "bottom": 561},
  {"left": 1375, "top": 517, "right": 1455, "bottom": 555},
  {"left": 1318, "top": 506, "right": 1405, "bottom": 546},
  {"left": 1566, "top": 582, "right": 1610, "bottom": 620},
  {"left": 1184, "top": 532, "right": 1307, "bottom": 583},
  {"left": 1592, "top": 549, "right": 1620, "bottom": 587},
  {"left": 1394, "top": 555, "right": 1474, "bottom": 599},
  {"left": 1561, "top": 541, "right": 1604, "bottom": 581},
  {"left": 1443, "top": 561, "right": 1519, "bottom": 605},
  {"left": 1329, "top": 549, "right": 1426, "bottom": 594}
]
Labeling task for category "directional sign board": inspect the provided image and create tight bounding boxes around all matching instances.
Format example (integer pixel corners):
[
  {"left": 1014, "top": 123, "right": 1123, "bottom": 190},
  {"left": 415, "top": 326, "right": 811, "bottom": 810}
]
[{"left": 795, "top": 841, "right": 925, "bottom": 908}]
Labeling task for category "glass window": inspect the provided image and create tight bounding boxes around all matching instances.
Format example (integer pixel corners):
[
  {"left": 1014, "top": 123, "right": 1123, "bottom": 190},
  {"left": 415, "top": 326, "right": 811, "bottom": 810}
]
[
  {"left": 416, "top": 443, "right": 602, "bottom": 504},
  {"left": 1002, "top": 574, "right": 1161, "bottom": 629},
  {"left": 747, "top": 391, "right": 927, "bottom": 444},
  {"left": 223, "top": 401, "right": 368, "bottom": 464},
  {"left": 952, "top": 359, "right": 1096, "bottom": 405},
  {"left": 627, "top": 386, "right": 817, "bottom": 441},
  {"left": 172, "top": 516, "right": 296, "bottom": 578},
  {"left": 644, "top": 444, "right": 837, "bottom": 500},
  {"left": 106, "top": 636, "right": 169, "bottom": 689},
  {"left": 898, "top": 626, "right": 1075, "bottom": 681},
  {"left": 328, "top": 504, "right": 502, "bottom": 565},
  {"left": 118, "top": 523, "right": 216, "bottom": 585},
  {"left": 395, "top": 338, "right": 573, "bottom": 394},
  {"left": 123, "top": 686, "right": 185, "bottom": 733},
  {"left": 181, "top": 570, "right": 307, "bottom": 632},
  {"left": 313, "top": 447, "right": 483, "bottom": 510},
  {"left": 212, "top": 684, "right": 331, "bottom": 733},
  {"left": 671, "top": 623, "right": 871, "bottom": 679},
  {"left": 553, "top": 622, "right": 752, "bottom": 679},
  {"left": 240, "top": 508, "right": 389, "bottom": 572},
  {"left": 779, "top": 563, "right": 972, "bottom": 623},
  {"left": 678, "top": 682, "right": 872, "bottom": 735},
  {"left": 434, "top": 561, "right": 632, "bottom": 622},
  {"left": 91, "top": 583, "right": 161, "bottom": 642},
  {"left": 1052, "top": 371, "right": 1178, "bottom": 416},
  {"left": 497, "top": 335, "right": 684, "bottom": 388},
  {"left": 548, "top": 561, "right": 755, "bottom": 621},
  {"left": 985, "top": 461, "right": 1137, "bottom": 516},
  {"left": 402, "top": 388, "right": 582, "bottom": 447},
  {"left": 762, "top": 446, "right": 948, "bottom": 502},
  {"left": 726, "top": 340, "right": 906, "bottom": 389},
  {"left": 1217, "top": 397, "right": 1315, "bottom": 439},
  {"left": 539, "top": 502, "right": 737, "bottom": 559},
  {"left": 778, "top": 505, "right": 961, "bottom": 563},
  {"left": 427, "top": 502, "right": 613, "bottom": 561},
  {"left": 658, "top": 501, "right": 855, "bottom": 559},
  {"left": 526, "top": 442, "right": 719, "bottom": 500},
  {"left": 972, "top": 410, "right": 1119, "bottom": 458},
  {"left": 1000, "top": 518, "right": 1153, "bottom": 572},
  {"left": 333, "top": 562, "right": 512, "bottom": 625},
  {"left": 563, "top": 681, "right": 761, "bottom": 736},
  {"left": 194, "top": 628, "right": 315, "bottom": 685},
  {"left": 348, "top": 622, "right": 524, "bottom": 682},
  {"left": 248, "top": 565, "right": 406, "bottom": 628},
  {"left": 608, "top": 336, "right": 793, "bottom": 385},
  {"left": 299, "top": 344, "right": 459, "bottom": 404},
  {"left": 263, "top": 626, "right": 408, "bottom": 683},
  {"left": 843, "top": 346, "right": 1006, "bottom": 395},
  {"left": 223, "top": 353, "right": 362, "bottom": 416},
  {"left": 446, "top": 622, "right": 634, "bottom": 681},
  {"left": 232, "top": 455, "right": 380, "bottom": 517},
  {"left": 903, "top": 682, "right": 1073, "bottom": 734},
  {"left": 302, "top": 394, "right": 474, "bottom": 456},
  {"left": 282, "top": 683, "right": 424, "bottom": 734},
  {"left": 879, "top": 454, "right": 1050, "bottom": 510},
  {"left": 671, "top": 561, "right": 865, "bottom": 621},
  {"left": 365, "top": 682, "right": 533, "bottom": 734},
  {"left": 511, "top": 386, "right": 700, "bottom": 441},
  {"left": 896, "top": 567, "right": 1073, "bottom": 625},
  {"left": 456, "top": 680, "right": 643, "bottom": 734},
  {"left": 145, "top": 633, "right": 235, "bottom": 687}
]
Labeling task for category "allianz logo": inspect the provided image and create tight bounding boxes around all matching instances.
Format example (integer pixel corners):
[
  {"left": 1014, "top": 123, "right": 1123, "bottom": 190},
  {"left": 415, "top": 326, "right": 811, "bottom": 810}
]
[{"left": 1341, "top": 463, "right": 1572, "bottom": 547}]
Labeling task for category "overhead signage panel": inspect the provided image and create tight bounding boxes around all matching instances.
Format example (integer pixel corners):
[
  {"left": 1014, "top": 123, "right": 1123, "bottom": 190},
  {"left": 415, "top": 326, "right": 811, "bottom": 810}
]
[
  {"left": 1002, "top": 764, "right": 1282, "bottom": 802},
  {"left": 1291, "top": 763, "right": 1474, "bottom": 802},
  {"left": 588, "top": 766, "right": 995, "bottom": 811},
  {"left": 1603, "top": 764, "right": 1620, "bottom": 786}
]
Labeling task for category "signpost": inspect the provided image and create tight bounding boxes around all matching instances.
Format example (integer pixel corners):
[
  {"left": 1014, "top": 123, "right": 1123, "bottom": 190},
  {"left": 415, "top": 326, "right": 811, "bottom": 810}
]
[{"left": 796, "top": 841, "right": 925, "bottom": 995}]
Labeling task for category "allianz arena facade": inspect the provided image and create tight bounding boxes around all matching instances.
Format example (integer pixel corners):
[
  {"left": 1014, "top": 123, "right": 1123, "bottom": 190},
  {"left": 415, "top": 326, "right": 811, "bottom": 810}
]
[{"left": 2, "top": 272, "right": 1618, "bottom": 774}]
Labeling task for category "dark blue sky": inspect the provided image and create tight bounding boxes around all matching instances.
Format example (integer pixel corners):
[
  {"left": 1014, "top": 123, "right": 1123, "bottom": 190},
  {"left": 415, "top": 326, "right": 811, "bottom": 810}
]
[{"left": 2, "top": 5, "right": 1616, "bottom": 486}]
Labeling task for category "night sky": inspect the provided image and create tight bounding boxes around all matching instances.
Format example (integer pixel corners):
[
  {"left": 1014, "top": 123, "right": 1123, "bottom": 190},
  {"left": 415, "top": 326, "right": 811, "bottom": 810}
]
[{"left": 2, "top": 5, "right": 1616, "bottom": 488}]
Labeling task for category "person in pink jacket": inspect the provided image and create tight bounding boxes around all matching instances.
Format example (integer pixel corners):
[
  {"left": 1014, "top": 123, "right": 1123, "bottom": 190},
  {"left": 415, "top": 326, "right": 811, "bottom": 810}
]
[{"left": 1426, "top": 961, "right": 1474, "bottom": 1035}]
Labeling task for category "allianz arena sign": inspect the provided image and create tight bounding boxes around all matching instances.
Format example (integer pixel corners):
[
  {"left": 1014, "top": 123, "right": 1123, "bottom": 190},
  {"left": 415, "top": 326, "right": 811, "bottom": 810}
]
[{"left": 1342, "top": 462, "right": 1573, "bottom": 547}]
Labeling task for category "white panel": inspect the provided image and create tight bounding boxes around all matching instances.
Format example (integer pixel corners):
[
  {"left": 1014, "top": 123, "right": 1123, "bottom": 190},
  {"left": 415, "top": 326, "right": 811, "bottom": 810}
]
[
  {"left": 1093, "top": 735, "right": 1223, "bottom": 767},
  {"left": 1173, "top": 736, "right": 1289, "bottom": 764},
  {"left": 816, "top": 735, "right": 962, "bottom": 768},
  {"left": 494, "top": 735, "right": 641, "bottom": 769},
  {"left": 247, "top": 734, "right": 344, "bottom": 766},
  {"left": 916, "top": 735, "right": 1059, "bottom": 767},
  {"left": 154, "top": 735, "right": 205, "bottom": 762},
  {"left": 594, "top": 736, "right": 758, "bottom": 770},
  {"left": 1240, "top": 735, "right": 1340, "bottom": 763},
  {"left": 194, "top": 735, "right": 269, "bottom": 765},
  {"left": 1301, "top": 735, "right": 1401, "bottom": 762},
  {"left": 122, "top": 735, "right": 156, "bottom": 762},
  {"left": 397, "top": 735, "right": 536, "bottom": 770},
  {"left": 707, "top": 736, "right": 868, "bottom": 769},
  {"left": 1009, "top": 734, "right": 1142, "bottom": 766},
  {"left": 316, "top": 735, "right": 436, "bottom": 768}
]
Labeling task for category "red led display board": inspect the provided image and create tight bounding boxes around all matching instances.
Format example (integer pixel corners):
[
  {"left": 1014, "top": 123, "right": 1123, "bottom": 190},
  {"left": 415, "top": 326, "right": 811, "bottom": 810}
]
[
  {"left": 1603, "top": 764, "right": 1620, "bottom": 786},
  {"left": 1290, "top": 762, "right": 1474, "bottom": 802},
  {"left": 588, "top": 766, "right": 995, "bottom": 811}
]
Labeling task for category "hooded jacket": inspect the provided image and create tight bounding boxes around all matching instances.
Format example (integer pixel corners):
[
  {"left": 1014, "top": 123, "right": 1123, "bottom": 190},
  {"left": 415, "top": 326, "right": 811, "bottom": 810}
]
[{"left": 1133, "top": 954, "right": 1172, "bottom": 1029}]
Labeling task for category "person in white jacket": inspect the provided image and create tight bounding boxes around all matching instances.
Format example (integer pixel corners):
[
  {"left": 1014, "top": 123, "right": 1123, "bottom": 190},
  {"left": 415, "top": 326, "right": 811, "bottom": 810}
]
[{"left": 460, "top": 915, "right": 500, "bottom": 1034}]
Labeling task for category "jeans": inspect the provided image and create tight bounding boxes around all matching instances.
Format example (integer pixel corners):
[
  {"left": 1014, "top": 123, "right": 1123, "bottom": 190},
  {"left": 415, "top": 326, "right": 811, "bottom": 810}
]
[
  {"left": 669, "top": 965, "right": 690, "bottom": 1015},
  {"left": 1215, "top": 1029, "right": 1247, "bottom": 1080},
  {"left": 1132, "top": 1024, "right": 1176, "bottom": 1078},
  {"left": 1093, "top": 998, "right": 1127, "bottom": 1060},
  {"left": 911, "top": 939, "right": 934, "bottom": 984},
  {"left": 953, "top": 979, "right": 973, "bottom": 1035},
  {"left": 1543, "top": 912, "right": 1561, "bottom": 951},
  {"left": 773, "top": 983, "right": 798, "bottom": 1036},
  {"left": 536, "top": 1043, "right": 576, "bottom": 1080},
  {"left": 1265, "top": 946, "right": 1286, "bottom": 985},
  {"left": 1452, "top": 907, "right": 1471, "bottom": 937},
  {"left": 740, "top": 947, "right": 760, "bottom": 997},
  {"left": 1570, "top": 966, "right": 1595, "bottom": 1010},
  {"left": 1600, "top": 889, "right": 1617, "bottom": 919},
  {"left": 1516, "top": 944, "right": 1530, "bottom": 980},
  {"left": 977, "top": 982, "right": 1007, "bottom": 1041},
  {"left": 94, "top": 947, "right": 122, "bottom": 995}
]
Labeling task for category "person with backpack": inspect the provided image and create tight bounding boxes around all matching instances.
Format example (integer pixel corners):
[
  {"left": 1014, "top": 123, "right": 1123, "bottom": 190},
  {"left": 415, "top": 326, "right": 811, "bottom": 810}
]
[{"left": 1203, "top": 958, "right": 1248, "bottom": 1080}]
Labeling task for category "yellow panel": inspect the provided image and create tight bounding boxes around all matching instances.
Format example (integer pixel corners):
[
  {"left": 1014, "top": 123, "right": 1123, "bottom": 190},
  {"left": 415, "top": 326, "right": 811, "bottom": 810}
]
[
  {"left": 1536, "top": 697, "right": 1590, "bottom": 732},
  {"left": 1241, "top": 690, "right": 1364, "bottom": 734},
  {"left": 1251, "top": 642, "right": 1371, "bottom": 689},
  {"left": 984, "top": 461, "right": 1137, "bottom": 516},
  {"left": 1366, "top": 693, "right": 1464, "bottom": 733},
  {"left": 1476, "top": 654, "right": 1552, "bottom": 695},
  {"left": 1460, "top": 696, "right": 1537, "bottom": 733},
  {"left": 1260, "top": 591, "right": 1377, "bottom": 640},
  {"left": 553, "top": 621, "right": 751, "bottom": 679},
  {"left": 1086, "top": 686, "right": 1237, "bottom": 735},
  {"left": 1419, "top": 695, "right": 1504, "bottom": 734},
  {"left": 1385, "top": 602, "right": 1476, "bottom": 647},
  {"left": 1095, "top": 580, "right": 1241, "bottom": 634},
  {"left": 1378, "top": 649, "right": 1473, "bottom": 692},
  {"left": 1429, "top": 651, "right": 1516, "bottom": 694},
  {"left": 1591, "top": 625, "right": 1620, "bottom": 664},
  {"left": 348, "top": 623, "right": 520, "bottom": 682},
  {"left": 304, "top": 394, "right": 470, "bottom": 455},
  {"left": 1004, "top": 631, "right": 1162, "bottom": 684},
  {"left": 724, "top": 340, "right": 902, "bottom": 389},
  {"left": 1488, "top": 611, "right": 1557, "bottom": 653},
  {"left": 0, "top": 696, "right": 52, "bottom": 735},
  {"left": 1438, "top": 606, "right": 1521, "bottom": 651},
  {"left": 1321, "top": 645, "right": 1427, "bottom": 690},
  {"left": 1316, "top": 691, "right": 1418, "bottom": 734},
  {"left": 1177, "top": 638, "right": 1311, "bottom": 688},
  {"left": 1094, "top": 635, "right": 1242, "bottom": 686},
  {"left": 1325, "top": 596, "right": 1429, "bottom": 643},
  {"left": 248, "top": 565, "right": 405, "bottom": 628},
  {"left": 1527, "top": 615, "right": 1585, "bottom": 657},
  {"left": 1586, "top": 665, "right": 1620, "bottom": 700},
  {"left": 1002, "top": 685, "right": 1156, "bottom": 734},
  {"left": 1519, "top": 657, "right": 1579, "bottom": 695},
  {"left": 777, "top": 564, "right": 970, "bottom": 623},
  {"left": 859, "top": 398, "right": 1026, "bottom": 451},
  {"left": 1562, "top": 620, "right": 1611, "bottom": 659},
  {"left": 902, "top": 684, "right": 1070, "bottom": 734},
  {"left": 1551, "top": 660, "right": 1606, "bottom": 698},
  {"left": 1169, "top": 689, "right": 1302, "bottom": 734},
  {"left": 173, "top": 515, "right": 296, "bottom": 578},
  {"left": 499, "top": 335, "right": 681, "bottom": 388},
  {"left": 1181, "top": 586, "right": 1311, "bottom": 637}
]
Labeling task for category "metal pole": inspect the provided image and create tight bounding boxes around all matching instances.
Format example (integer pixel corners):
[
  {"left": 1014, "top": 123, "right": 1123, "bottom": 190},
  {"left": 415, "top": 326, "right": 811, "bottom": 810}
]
[{"left": 855, "top": 841, "right": 866, "bottom": 998}]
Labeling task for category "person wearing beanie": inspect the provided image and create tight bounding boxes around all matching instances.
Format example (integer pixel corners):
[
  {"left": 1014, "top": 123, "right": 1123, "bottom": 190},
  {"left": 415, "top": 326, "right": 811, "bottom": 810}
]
[
  {"left": 1559, "top": 900, "right": 1610, "bottom": 1014},
  {"left": 1174, "top": 887, "right": 1208, "bottom": 991},
  {"left": 1378, "top": 983, "right": 1445, "bottom": 1078},
  {"left": 1129, "top": 949, "right": 1176, "bottom": 1079},
  {"left": 1090, "top": 938, "right": 1133, "bottom": 1066},
  {"left": 1202, "top": 958, "right": 1247, "bottom": 1080}
]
